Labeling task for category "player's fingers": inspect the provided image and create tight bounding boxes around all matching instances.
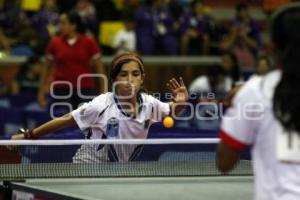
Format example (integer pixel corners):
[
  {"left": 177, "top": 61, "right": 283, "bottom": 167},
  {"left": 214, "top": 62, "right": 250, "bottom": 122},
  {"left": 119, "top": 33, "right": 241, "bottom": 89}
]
[
  {"left": 167, "top": 81, "right": 176, "bottom": 91},
  {"left": 171, "top": 78, "right": 181, "bottom": 88},
  {"left": 169, "top": 79, "right": 179, "bottom": 90},
  {"left": 166, "top": 84, "right": 175, "bottom": 94},
  {"left": 179, "top": 77, "right": 186, "bottom": 87}
]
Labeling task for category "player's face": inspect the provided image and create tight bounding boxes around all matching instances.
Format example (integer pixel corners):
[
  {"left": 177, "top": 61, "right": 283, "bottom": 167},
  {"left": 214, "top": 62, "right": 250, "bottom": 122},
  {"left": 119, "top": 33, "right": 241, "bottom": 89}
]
[
  {"left": 59, "top": 14, "right": 75, "bottom": 36},
  {"left": 114, "top": 61, "right": 145, "bottom": 98}
]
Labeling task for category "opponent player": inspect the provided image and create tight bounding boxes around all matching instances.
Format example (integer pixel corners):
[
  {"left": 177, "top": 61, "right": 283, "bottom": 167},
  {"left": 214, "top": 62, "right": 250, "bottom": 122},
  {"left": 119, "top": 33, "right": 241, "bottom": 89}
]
[
  {"left": 217, "top": 3, "right": 300, "bottom": 200},
  {"left": 12, "top": 53, "right": 188, "bottom": 162}
]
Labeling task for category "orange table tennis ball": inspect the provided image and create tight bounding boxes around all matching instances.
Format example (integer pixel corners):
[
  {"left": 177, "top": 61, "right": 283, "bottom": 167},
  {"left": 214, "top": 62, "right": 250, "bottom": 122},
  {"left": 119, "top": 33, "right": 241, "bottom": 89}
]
[{"left": 163, "top": 116, "right": 174, "bottom": 128}]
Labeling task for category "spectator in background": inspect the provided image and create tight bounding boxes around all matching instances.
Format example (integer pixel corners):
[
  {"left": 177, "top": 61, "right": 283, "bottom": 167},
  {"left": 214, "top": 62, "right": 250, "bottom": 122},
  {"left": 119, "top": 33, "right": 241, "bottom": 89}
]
[
  {"left": 135, "top": 0, "right": 177, "bottom": 55},
  {"left": 220, "top": 3, "right": 262, "bottom": 71},
  {"left": 0, "top": 0, "right": 30, "bottom": 37},
  {"left": 189, "top": 52, "right": 241, "bottom": 94},
  {"left": 168, "top": 0, "right": 188, "bottom": 20},
  {"left": 56, "top": 0, "right": 77, "bottom": 13},
  {"left": 38, "top": 11, "right": 105, "bottom": 110},
  {"left": 75, "top": 0, "right": 99, "bottom": 36},
  {"left": 188, "top": 52, "right": 241, "bottom": 130},
  {"left": 112, "top": 10, "right": 136, "bottom": 55},
  {"left": 0, "top": 29, "right": 10, "bottom": 51},
  {"left": 94, "top": 0, "right": 120, "bottom": 21},
  {"left": 0, "top": 0, "right": 37, "bottom": 56},
  {"left": 179, "top": 0, "right": 213, "bottom": 55},
  {"left": 0, "top": 0, "right": 38, "bottom": 94},
  {"left": 256, "top": 54, "right": 272, "bottom": 75},
  {"left": 31, "top": 0, "right": 60, "bottom": 55}
]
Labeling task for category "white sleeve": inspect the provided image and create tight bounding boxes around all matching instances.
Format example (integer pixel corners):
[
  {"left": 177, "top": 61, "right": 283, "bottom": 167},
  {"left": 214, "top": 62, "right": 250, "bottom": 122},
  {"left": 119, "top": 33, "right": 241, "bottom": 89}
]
[
  {"left": 71, "top": 95, "right": 106, "bottom": 131},
  {"left": 220, "top": 78, "right": 263, "bottom": 151},
  {"left": 147, "top": 95, "right": 170, "bottom": 123}
]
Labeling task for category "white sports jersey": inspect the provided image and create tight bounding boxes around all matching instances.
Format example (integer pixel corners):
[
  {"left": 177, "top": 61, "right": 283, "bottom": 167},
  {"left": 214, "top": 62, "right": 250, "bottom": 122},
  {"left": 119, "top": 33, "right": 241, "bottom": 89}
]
[
  {"left": 220, "top": 70, "right": 300, "bottom": 200},
  {"left": 71, "top": 92, "right": 170, "bottom": 163}
]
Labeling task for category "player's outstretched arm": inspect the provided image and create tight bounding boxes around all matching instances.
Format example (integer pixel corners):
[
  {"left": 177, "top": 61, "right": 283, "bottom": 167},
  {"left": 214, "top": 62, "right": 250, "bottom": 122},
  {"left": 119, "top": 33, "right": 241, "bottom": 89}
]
[
  {"left": 216, "top": 141, "right": 242, "bottom": 173},
  {"left": 166, "top": 77, "right": 189, "bottom": 116},
  {"left": 11, "top": 113, "right": 77, "bottom": 140}
]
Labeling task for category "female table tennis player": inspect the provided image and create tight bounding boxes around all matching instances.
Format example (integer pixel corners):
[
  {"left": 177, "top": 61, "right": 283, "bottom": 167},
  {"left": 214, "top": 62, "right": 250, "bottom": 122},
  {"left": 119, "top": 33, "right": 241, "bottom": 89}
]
[
  {"left": 12, "top": 53, "right": 188, "bottom": 162},
  {"left": 217, "top": 3, "right": 300, "bottom": 200}
]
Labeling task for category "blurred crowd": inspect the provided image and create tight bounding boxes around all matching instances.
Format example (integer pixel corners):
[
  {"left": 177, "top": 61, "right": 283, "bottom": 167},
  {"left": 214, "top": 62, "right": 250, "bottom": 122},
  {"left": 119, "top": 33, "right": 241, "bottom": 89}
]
[
  {"left": 0, "top": 0, "right": 291, "bottom": 93},
  {"left": 0, "top": 0, "right": 278, "bottom": 56},
  {"left": 0, "top": 0, "right": 295, "bottom": 133}
]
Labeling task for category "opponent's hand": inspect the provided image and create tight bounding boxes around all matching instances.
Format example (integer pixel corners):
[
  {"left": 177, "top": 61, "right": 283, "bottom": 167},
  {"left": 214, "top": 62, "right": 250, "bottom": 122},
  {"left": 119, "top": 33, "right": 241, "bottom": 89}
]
[{"left": 166, "top": 77, "right": 188, "bottom": 104}]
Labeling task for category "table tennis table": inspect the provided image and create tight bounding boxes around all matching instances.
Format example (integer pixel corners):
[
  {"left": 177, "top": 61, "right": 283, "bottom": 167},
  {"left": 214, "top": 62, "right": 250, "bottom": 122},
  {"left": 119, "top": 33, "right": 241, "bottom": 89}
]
[
  {"left": 0, "top": 139, "right": 254, "bottom": 200},
  {"left": 9, "top": 176, "right": 253, "bottom": 200}
]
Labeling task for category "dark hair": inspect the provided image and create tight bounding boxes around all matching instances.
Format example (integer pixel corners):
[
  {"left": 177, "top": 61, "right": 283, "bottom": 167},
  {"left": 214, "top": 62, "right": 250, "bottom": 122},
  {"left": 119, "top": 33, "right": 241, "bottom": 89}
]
[
  {"left": 191, "top": 0, "right": 203, "bottom": 8},
  {"left": 223, "top": 52, "right": 240, "bottom": 83},
  {"left": 258, "top": 54, "right": 272, "bottom": 66},
  {"left": 110, "top": 53, "right": 145, "bottom": 82},
  {"left": 65, "top": 11, "right": 86, "bottom": 34},
  {"left": 272, "top": 3, "right": 300, "bottom": 133},
  {"left": 236, "top": 3, "right": 248, "bottom": 12},
  {"left": 121, "top": 8, "right": 135, "bottom": 22},
  {"left": 207, "top": 64, "right": 226, "bottom": 93}
]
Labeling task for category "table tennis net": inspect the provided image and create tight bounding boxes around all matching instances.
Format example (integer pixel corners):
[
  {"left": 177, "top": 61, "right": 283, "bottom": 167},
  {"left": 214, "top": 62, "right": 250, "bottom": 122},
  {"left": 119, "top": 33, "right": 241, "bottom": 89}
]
[{"left": 0, "top": 139, "right": 252, "bottom": 179}]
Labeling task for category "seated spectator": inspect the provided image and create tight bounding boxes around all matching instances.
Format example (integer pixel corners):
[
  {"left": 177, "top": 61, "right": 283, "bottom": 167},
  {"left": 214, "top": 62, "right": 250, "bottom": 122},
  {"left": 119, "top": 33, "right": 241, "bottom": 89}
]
[
  {"left": 220, "top": 3, "right": 262, "bottom": 71},
  {"left": 0, "top": 0, "right": 33, "bottom": 50},
  {"left": 112, "top": 10, "right": 136, "bottom": 55},
  {"left": 31, "top": 0, "right": 60, "bottom": 55},
  {"left": 0, "top": 0, "right": 38, "bottom": 95},
  {"left": 32, "top": 0, "right": 59, "bottom": 39},
  {"left": 135, "top": 0, "right": 177, "bottom": 55},
  {"left": 179, "top": 0, "right": 213, "bottom": 55}
]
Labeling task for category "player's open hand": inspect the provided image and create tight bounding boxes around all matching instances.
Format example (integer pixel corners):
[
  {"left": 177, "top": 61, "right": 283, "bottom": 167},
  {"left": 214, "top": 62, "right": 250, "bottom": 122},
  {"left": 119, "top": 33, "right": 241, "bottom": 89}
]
[{"left": 166, "top": 77, "right": 188, "bottom": 104}]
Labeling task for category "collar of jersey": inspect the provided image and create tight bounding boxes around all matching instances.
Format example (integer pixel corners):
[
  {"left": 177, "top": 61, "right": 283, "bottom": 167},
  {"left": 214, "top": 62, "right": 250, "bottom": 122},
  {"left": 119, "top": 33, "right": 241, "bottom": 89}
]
[
  {"left": 62, "top": 34, "right": 82, "bottom": 45},
  {"left": 113, "top": 93, "right": 143, "bottom": 119}
]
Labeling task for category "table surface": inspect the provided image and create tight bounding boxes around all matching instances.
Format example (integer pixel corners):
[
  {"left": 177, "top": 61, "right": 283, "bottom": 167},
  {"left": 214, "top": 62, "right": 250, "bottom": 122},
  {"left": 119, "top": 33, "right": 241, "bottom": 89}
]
[{"left": 10, "top": 176, "right": 253, "bottom": 200}]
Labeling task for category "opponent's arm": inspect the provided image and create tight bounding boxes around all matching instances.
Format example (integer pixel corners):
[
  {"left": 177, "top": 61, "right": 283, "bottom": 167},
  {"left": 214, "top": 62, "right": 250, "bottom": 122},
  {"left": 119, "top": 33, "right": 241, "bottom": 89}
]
[{"left": 216, "top": 141, "right": 242, "bottom": 173}]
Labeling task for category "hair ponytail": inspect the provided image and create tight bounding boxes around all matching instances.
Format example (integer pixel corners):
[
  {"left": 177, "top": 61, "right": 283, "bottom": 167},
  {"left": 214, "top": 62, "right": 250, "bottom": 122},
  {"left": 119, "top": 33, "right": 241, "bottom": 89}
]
[
  {"left": 272, "top": 4, "right": 300, "bottom": 133},
  {"left": 273, "top": 43, "right": 300, "bottom": 133}
]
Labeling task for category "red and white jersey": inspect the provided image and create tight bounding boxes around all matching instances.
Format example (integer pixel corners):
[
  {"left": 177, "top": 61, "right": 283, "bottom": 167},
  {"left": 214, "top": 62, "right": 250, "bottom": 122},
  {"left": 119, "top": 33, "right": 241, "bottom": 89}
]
[
  {"left": 71, "top": 92, "right": 170, "bottom": 162},
  {"left": 220, "top": 70, "right": 300, "bottom": 200}
]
